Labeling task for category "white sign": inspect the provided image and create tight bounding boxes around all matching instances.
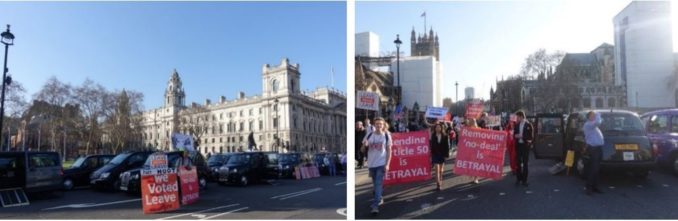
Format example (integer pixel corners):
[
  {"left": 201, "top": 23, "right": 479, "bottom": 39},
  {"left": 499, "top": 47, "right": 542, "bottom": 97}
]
[
  {"left": 171, "top": 133, "right": 195, "bottom": 152},
  {"left": 425, "top": 106, "right": 448, "bottom": 120},
  {"left": 486, "top": 116, "right": 501, "bottom": 127},
  {"left": 356, "top": 91, "right": 380, "bottom": 111}
]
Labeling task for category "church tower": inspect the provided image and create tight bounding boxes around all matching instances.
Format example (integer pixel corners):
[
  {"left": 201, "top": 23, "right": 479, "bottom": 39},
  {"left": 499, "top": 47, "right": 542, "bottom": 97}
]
[
  {"left": 410, "top": 27, "right": 440, "bottom": 61},
  {"left": 165, "top": 69, "right": 186, "bottom": 108}
]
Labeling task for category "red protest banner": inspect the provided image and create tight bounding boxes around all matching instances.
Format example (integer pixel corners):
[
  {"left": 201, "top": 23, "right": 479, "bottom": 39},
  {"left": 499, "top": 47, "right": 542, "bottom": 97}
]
[
  {"left": 465, "top": 100, "right": 484, "bottom": 119},
  {"left": 178, "top": 166, "right": 199, "bottom": 205},
  {"left": 141, "top": 168, "right": 180, "bottom": 214},
  {"left": 454, "top": 127, "right": 508, "bottom": 180},
  {"left": 384, "top": 131, "right": 431, "bottom": 185}
]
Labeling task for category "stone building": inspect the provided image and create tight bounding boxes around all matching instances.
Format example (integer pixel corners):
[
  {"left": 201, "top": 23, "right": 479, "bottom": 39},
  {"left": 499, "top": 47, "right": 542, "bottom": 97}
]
[{"left": 140, "top": 58, "right": 347, "bottom": 155}]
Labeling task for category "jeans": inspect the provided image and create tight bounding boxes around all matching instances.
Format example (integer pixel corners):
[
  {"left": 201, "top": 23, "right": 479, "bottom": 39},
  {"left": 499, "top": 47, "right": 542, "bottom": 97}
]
[
  {"left": 368, "top": 166, "right": 385, "bottom": 209},
  {"left": 516, "top": 143, "right": 530, "bottom": 183},
  {"left": 329, "top": 164, "right": 337, "bottom": 176},
  {"left": 586, "top": 146, "right": 603, "bottom": 189}
]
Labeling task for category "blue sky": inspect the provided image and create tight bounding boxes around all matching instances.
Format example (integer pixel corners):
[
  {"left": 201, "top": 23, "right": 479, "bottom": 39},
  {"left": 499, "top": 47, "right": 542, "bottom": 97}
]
[
  {"left": 356, "top": 0, "right": 678, "bottom": 101},
  {"left": 0, "top": 1, "right": 346, "bottom": 109}
]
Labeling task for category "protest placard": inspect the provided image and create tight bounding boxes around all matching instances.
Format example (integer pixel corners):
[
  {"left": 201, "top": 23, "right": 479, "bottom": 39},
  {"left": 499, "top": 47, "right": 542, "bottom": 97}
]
[
  {"left": 171, "top": 133, "right": 195, "bottom": 152},
  {"left": 465, "top": 100, "right": 484, "bottom": 119},
  {"left": 141, "top": 167, "right": 180, "bottom": 214},
  {"left": 384, "top": 131, "right": 431, "bottom": 185},
  {"left": 356, "top": 91, "right": 380, "bottom": 111},
  {"left": 454, "top": 127, "right": 507, "bottom": 180},
  {"left": 178, "top": 166, "right": 199, "bottom": 205},
  {"left": 425, "top": 106, "right": 448, "bottom": 120}
]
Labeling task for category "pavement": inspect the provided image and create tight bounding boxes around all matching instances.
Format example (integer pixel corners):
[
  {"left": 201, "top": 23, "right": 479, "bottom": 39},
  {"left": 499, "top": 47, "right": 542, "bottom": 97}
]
[
  {"left": 355, "top": 154, "right": 678, "bottom": 219},
  {"left": 1, "top": 176, "right": 346, "bottom": 220}
]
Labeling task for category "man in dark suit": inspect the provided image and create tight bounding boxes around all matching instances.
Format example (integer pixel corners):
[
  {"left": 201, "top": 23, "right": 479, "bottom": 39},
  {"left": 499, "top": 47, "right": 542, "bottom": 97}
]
[{"left": 513, "top": 111, "right": 534, "bottom": 186}]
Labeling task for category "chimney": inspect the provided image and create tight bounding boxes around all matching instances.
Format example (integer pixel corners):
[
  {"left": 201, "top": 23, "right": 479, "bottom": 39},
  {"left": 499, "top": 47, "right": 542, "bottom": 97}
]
[
  {"left": 238, "top": 92, "right": 245, "bottom": 99},
  {"left": 205, "top": 99, "right": 211, "bottom": 106},
  {"left": 220, "top": 96, "right": 226, "bottom": 103}
]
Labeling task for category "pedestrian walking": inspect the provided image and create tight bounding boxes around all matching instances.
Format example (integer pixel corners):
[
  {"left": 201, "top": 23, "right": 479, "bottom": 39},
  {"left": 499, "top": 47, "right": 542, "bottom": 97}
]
[
  {"left": 361, "top": 117, "right": 392, "bottom": 215},
  {"left": 356, "top": 121, "right": 367, "bottom": 168},
  {"left": 327, "top": 154, "right": 337, "bottom": 176},
  {"left": 364, "top": 118, "right": 375, "bottom": 134},
  {"left": 505, "top": 121, "right": 518, "bottom": 175},
  {"left": 430, "top": 122, "right": 450, "bottom": 190},
  {"left": 583, "top": 111, "right": 604, "bottom": 195},
  {"left": 513, "top": 111, "right": 533, "bottom": 187}
]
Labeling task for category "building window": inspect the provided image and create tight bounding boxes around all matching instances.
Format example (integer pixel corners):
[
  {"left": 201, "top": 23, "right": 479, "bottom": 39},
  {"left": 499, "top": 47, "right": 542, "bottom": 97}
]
[
  {"left": 273, "top": 117, "right": 279, "bottom": 129},
  {"left": 272, "top": 79, "right": 279, "bottom": 93},
  {"left": 259, "top": 108, "right": 262, "bottom": 114},
  {"left": 249, "top": 109, "right": 253, "bottom": 116},
  {"left": 239, "top": 122, "right": 244, "bottom": 131},
  {"left": 583, "top": 98, "right": 592, "bottom": 108},
  {"left": 608, "top": 98, "right": 616, "bottom": 108},
  {"left": 595, "top": 98, "right": 604, "bottom": 108},
  {"left": 220, "top": 113, "right": 223, "bottom": 120},
  {"left": 249, "top": 121, "right": 254, "bottom": 131},
  {"left": 212, "top": 138, "right": 215, "bottom": 143},
  {"left": 240, "top": 110, "right": 243, "bottom": 117}
]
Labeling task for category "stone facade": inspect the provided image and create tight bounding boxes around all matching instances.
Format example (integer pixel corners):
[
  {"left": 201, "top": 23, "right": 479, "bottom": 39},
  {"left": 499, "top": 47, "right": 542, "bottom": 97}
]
[{"left": 140, "top": 58, "right": 347, "bottom": 155}]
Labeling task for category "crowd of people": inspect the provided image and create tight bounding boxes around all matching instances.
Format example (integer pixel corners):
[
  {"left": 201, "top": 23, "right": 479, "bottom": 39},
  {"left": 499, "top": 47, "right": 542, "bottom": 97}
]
[{"left": 356, "top": 110, "right": 606, "bottom": 215}]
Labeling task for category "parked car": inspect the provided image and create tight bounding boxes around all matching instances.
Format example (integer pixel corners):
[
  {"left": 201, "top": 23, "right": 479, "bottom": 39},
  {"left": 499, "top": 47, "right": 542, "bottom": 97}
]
[
  {"left": 119, "top": 151, "right": 210, "bottom": 194},
  {"left": 263, "top": 151, "right": 280, "bottom": 179},
  {"left": 279, "top": 153, "right": 302, "bottom": 178},
  {"left": 62, "top": 154, "right": 114, "bottom": 190},
  {"left": 534, "top": 110, "right": 655, "bottom": 178},
  {"left": 641, "top": 109, "right": 678, "bottom": 175},
  {"left": 207, "top": 153, "right": 233, "bottom": 181},
  {"left": 0, "top": 151, "right": 63, "bottom": 194},
  {"left": 217, "top": 152, "right": 268, "bottom": 186},
  {"left": 90, "top": 151, "right": 153, "bottom": 191}
]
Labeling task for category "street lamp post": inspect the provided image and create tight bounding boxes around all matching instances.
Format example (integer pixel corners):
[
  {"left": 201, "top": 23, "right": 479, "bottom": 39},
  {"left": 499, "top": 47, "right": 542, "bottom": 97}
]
[
  {"left": 0, "top": 25, "right": 14, "bottom": 152},
  {"left": 455, "top": 81, "right": 459, "bottom": 115},
  {"left": 394, "top": 35, "right": 402, "bottom": 104},
  {"left": 274, "top": 98, "right": 279, "bottom": 153}
]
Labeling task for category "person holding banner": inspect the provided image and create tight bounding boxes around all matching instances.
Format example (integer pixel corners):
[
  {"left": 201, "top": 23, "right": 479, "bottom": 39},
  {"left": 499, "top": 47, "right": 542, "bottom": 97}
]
[
  {"left": 505, "top": 121, "right": 518, "bottom": 175},
  {"left": 464, "top": 119, "right": 481, "bottom": 184},
  {"left": 430, "top": 122, "right": 450, "bottom": 190},
  {"left": 361, "top": 117, "right": 392, "bottom": 215},
  {"left": 513, "top": 111, "right": 534, "bottom": 187}
]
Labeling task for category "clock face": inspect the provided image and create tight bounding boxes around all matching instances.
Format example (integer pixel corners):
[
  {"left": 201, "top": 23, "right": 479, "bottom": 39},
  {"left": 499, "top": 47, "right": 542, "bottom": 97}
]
[{"left": 272, "top": 79, "right": 279, "bottom": 93}]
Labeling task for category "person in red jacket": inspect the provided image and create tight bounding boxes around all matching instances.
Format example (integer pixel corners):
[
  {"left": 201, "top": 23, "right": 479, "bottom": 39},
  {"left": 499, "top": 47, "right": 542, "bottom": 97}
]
[{"left": 505, "top": 121, "right": 518, "bottom": 175}]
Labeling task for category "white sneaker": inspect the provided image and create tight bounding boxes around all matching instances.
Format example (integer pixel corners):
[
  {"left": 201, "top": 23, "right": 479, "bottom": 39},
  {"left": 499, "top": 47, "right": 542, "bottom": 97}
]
[{"left": 379, "top": 199, "right": 384, "bottom": 206}]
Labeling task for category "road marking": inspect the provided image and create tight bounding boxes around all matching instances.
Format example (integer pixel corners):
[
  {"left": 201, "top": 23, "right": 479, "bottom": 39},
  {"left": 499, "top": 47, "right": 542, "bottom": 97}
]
[
  {"left": 608, "top": 186, "right": 616, "bottom": 189},
  {"left": 421, "top": 203, "right": 431, "bottom": 210},
  {"left": 553, "top": 189, "right": 560, "bottom": 192},
  {"left": 436, "top": 197, "right": 444, "bottom": 200},
  {"left": 191, "top": 214, "right": 207, "bottom": 219},
  {"left": 271, "top": 188, "right": 323, "bottom": 200},
  {"left": 663, "top": 184, "right": 670, "bottom": 187},
  {"left": 336, "top": 208, "right": 347, "bottom": 216},
  {"left": 334, "top": 181, "right": 347, "bottom": 186},
  {"left": 525, "top": 191, "right": 533, "bottom": 194},
  {"left": 201, "top": 207, "right": 249, "bottom": 220},
  {"left": 156, "top": 204, "right": 239, "bottom": 220},
  {"left": 637, "top": 185, "right": 643, "bottom": 188},
  {"left": 499, "top": 192, "right": 506, "bottom": 196},
  {"left": 42, "top": 199, "right": 140, "bottom": 211},
  {"left": 271, "top": 188, "right": 321, "bottom": 199}
]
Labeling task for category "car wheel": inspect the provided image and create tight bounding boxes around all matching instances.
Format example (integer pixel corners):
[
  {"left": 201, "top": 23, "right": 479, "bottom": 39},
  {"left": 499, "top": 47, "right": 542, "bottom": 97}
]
[
  {"left": 633, "top": 170, "right": 649, "bottom": 179},
  {"left": 240, "top": 176, "right": 248, "bottom": 187},
  {"left": 63, "top": 178, "right": 74, "bottom": 190},
  {"left": 199, "top": 177, "right": 207, "bottom": 190},
  {"left": 576, "top": 158, "right": 586, "bottom": 179},
  {"left": 112, "top": 179, "right": 121, "bottom": 192}
]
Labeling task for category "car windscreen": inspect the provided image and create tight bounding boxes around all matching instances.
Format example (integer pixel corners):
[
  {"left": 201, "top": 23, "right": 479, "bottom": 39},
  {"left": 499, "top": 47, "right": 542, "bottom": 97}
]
[
  {"left": 70, "top": 157, "right": 87, "bottom": 168},
  {"left": 109, "top": 153, "right": 132, "bottom": 165},
  {"left": 600, "top": 113, "right": 645, "bottom": 136},
  {"left": 280, "top": 154, "right": 299, "bottom": 164},
  {"left": 227, "top": 154, "right": 250, "bottom": 165},
  {"left": 207, "top": 155, "right": 225, "bottom": 166}
]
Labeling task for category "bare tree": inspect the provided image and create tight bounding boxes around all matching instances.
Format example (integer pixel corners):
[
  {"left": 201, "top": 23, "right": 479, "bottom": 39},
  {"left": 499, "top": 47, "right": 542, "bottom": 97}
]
[
  {"left": 72, "top": 79, "right": 107, "bottom": 155},
  {"left": 177, "top": 105, "right": 208, "bottom": 149},
  {"left": 520, "top": 49, "right": 565, "bottom": 80},
  {"left": 33, "top": 77, "right": 73, "bottom": 151}
]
